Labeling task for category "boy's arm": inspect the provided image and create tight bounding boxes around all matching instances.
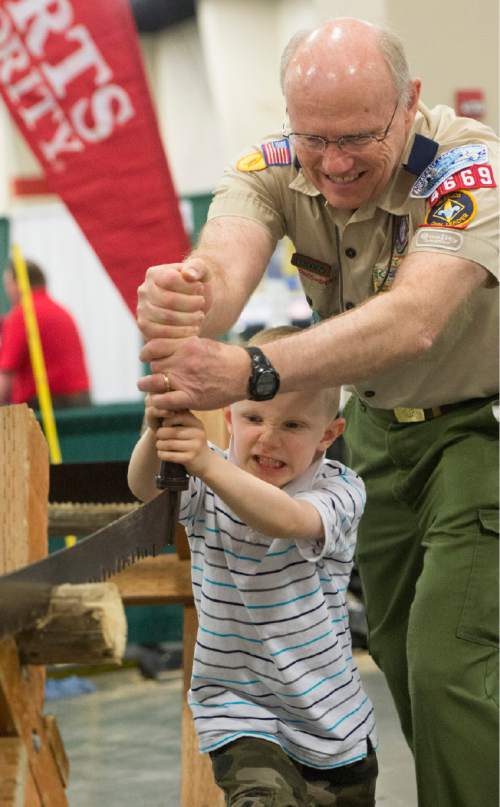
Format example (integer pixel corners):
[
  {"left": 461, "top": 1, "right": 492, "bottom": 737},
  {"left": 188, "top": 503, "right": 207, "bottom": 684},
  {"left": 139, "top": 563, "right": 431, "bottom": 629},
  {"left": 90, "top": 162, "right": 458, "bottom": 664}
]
[
  {"left": 128, "top": 425, "right": 161, "bottom": 502},
  {"left": 128, "top": 433, "right": 324, "bottom": 543},
  {"left": 150, "top": 410, "right": 325, "bottom": 542},
  {"left": 200, "top": 453, "right": 325, "bottom": 542},
  {"left": 154, "top": 411, "right": 323, "bottom": 541}
]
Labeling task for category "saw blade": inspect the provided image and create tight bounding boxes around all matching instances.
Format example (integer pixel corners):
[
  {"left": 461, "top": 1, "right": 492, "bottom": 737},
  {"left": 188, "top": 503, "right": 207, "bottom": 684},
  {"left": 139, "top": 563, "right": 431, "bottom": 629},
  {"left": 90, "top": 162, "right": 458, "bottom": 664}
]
[{"left": 0, "top": 490, "right": 172, "bottom": 639}]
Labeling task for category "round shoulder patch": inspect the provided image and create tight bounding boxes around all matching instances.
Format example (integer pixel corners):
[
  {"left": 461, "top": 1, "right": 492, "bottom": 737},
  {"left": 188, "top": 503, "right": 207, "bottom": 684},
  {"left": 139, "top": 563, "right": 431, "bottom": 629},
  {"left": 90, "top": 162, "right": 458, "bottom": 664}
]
[
  {"left": 236, "top": 151, "right": 266, "bottom": 172},
  {"left": 425, "top": 190, "right": 477, "bottom": 229}
]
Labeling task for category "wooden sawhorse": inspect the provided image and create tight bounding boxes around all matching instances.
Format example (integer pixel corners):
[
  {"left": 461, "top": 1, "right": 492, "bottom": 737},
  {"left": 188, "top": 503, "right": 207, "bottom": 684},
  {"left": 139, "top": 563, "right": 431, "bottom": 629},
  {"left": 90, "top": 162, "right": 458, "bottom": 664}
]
[{"left": 0, "top": 405, "right": 225, "bottom": 806}]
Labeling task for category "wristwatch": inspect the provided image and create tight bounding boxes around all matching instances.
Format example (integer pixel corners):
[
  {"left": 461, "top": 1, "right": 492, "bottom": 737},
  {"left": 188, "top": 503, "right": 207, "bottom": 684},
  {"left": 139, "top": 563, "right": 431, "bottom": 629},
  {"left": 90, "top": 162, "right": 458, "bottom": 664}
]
[{"left": 244, "top": 346, "right": 281, "bottom": 401}]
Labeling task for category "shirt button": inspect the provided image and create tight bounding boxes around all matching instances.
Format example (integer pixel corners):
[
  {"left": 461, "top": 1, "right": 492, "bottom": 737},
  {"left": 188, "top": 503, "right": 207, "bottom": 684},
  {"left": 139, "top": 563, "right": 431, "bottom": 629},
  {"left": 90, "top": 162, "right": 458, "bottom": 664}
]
[
  {"left": 364, "top": 390, "right": 376, "bottom": 398},
  {"left": 345, "top": 301, "right": 355, "bottom": 310},
  {"left": 345, "top": 247, "right": 357, "bottom": 258}
]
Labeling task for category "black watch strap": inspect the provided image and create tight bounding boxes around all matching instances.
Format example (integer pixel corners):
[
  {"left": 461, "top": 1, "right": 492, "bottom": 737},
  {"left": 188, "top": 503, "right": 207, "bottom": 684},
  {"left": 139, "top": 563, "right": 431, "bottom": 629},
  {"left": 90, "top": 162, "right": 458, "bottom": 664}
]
[{"left": 244, "top": 346, "right": 280, "bottom": 401}]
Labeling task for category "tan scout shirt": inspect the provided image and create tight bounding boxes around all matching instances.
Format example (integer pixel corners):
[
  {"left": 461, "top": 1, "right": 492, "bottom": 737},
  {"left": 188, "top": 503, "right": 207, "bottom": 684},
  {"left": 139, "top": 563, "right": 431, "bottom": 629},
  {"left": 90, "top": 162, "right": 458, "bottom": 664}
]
[{"left": 208, "top": 104, "right": 499, "bottom": 409}]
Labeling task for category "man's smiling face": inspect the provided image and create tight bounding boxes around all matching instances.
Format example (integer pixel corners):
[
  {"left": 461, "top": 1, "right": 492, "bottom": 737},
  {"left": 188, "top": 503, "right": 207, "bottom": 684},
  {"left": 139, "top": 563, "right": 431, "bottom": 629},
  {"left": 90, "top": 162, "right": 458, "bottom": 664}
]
[
  {"left": 284, "top": 21, "right": 420, "bottom": 210},
  {"left": 287, "top": 96, "right": 405, "bottom": 209}
]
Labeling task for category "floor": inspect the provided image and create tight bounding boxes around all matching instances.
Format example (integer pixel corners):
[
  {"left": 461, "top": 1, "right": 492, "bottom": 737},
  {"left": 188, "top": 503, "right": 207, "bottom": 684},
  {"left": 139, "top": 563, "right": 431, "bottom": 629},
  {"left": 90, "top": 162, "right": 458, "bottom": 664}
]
[{"left": 47, "top": 649, "right": 418, "bottom": 806}]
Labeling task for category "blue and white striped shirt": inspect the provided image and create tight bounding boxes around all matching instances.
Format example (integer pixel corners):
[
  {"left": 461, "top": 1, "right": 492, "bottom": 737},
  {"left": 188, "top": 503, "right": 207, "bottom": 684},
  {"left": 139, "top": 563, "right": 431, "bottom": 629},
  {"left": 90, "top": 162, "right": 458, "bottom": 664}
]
[{"left": 178, "top": 445, "right": 377, "bottom": 769}]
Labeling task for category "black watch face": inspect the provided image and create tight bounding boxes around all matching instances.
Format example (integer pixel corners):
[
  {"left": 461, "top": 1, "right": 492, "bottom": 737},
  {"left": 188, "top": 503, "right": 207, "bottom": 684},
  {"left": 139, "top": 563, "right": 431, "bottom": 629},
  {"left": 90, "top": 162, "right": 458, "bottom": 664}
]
[{"left": 256, "top": 370, "right": 277, "bottom": 398}]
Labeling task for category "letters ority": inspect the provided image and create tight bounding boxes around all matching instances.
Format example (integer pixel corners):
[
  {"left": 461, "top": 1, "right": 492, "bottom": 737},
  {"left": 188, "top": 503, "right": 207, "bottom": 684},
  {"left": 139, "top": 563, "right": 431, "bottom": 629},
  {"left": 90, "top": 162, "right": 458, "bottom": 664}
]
[{"left": 0, "top": 0, "right": 135, "bottom": 168}]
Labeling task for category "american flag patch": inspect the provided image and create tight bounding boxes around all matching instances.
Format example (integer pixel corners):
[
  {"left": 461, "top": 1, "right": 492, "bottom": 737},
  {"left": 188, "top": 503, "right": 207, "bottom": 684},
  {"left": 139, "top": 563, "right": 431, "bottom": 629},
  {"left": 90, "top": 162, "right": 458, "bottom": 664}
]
[{"left": 261, "top": 139, "right": 291, "bottom": 166}]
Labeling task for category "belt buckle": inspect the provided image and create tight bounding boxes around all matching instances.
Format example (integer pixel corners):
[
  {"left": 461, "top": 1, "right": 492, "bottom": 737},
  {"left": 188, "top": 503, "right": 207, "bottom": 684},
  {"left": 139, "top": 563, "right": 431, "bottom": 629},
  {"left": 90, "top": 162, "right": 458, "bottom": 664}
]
[{"left": 393, "top": 407, "right": 426, "bottom": 423}]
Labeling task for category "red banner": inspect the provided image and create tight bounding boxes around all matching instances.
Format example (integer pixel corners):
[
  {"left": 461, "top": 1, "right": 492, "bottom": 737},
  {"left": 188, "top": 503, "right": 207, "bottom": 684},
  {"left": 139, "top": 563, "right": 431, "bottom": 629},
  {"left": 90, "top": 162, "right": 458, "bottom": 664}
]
[{"left": 0, "top": 0, "right": 190, "bottom": 313}]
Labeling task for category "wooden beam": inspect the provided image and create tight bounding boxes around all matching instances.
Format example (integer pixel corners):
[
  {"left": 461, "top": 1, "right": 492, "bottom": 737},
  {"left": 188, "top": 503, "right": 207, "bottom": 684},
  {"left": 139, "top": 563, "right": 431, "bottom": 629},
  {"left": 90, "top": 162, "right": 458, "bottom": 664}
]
[
  {"left": 42, "top": 717, "right": 69, "bottom": 789},
  {"left": 181, "top": 606, "right": 224, "bottom": 807},
  {"left": 0, "top": 406, "right": 67, "bottom": 807},
  {"left": 0, "top": 738, "right": 28, "bottom": 807},
  {"left": 0, "top": 640, "right": 67, "bottom": 806},
  {"left": 0, "top": 405, "right": 48, "bottom": 574},
  {"left": 111, "top": 554, "right": 193, "bottom": 605}
]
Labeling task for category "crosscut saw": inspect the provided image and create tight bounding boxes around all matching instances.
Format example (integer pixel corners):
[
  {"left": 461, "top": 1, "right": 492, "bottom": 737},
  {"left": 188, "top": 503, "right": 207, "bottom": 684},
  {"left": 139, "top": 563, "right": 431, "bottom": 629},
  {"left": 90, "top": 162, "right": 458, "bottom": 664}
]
[{"left": 0, "top": 458, "right": 187, "bottom": 640}]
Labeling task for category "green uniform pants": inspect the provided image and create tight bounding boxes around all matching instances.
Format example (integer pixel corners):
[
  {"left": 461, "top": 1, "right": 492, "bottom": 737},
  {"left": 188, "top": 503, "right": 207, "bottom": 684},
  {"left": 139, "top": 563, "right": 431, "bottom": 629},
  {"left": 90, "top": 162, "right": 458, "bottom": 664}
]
[{"left": 344, "top": 395, "right": 499, "bottom": 807}]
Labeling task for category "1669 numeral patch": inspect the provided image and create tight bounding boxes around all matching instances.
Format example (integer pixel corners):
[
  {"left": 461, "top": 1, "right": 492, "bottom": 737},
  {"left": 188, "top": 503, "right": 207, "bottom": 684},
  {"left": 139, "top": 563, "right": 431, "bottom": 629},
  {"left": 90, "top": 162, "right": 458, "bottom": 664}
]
[{"left": 429, "top": 163, "right": 496, "bottom": 206}]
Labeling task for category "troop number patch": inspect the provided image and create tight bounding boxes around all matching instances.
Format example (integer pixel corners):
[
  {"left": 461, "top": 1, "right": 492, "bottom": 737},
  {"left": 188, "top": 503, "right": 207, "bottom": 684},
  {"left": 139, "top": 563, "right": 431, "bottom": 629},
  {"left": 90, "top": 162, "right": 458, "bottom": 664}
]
[
  {"left": 429, "top": 163, "right": 496, "bottom": 205},
  {"left": 425, "top": 190, "right": 477, "bottom": 229}
]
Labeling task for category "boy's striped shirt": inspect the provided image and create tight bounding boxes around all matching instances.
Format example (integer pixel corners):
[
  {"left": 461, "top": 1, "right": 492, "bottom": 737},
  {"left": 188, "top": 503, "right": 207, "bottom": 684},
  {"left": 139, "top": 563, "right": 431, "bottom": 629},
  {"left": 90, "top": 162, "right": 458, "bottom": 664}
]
[{"left": 178, "top": 446, "right": 377, "bottom": 769}]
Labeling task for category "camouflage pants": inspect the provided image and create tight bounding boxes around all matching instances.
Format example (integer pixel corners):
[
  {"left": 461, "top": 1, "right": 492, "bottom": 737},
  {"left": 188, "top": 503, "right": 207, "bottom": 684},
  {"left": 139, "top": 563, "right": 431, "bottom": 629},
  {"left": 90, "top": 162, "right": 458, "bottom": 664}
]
[{"left": 210, "top": 737, "right": 378, "bottom": 807}]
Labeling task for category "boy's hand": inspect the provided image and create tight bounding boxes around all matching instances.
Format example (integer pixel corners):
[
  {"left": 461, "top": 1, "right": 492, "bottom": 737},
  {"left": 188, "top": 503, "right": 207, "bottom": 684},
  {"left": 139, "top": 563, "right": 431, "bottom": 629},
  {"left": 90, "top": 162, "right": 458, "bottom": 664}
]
[
  {"left": 155, "top": 410, "right": 210, "bottom": 477},
  {"left": 144, "top": 394, "right": 168, "bottom": 431}
]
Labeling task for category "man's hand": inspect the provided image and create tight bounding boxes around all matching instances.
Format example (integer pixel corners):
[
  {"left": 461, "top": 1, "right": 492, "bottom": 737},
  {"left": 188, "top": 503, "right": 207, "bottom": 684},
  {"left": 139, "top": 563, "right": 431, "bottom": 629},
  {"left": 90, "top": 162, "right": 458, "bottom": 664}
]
[
  {"left": 136, "top": 257, "right": 212, "bottom": 341},
  {"left": 154, "top": 410, "right": 211, "bottom": 477},
  {"left": 138, "top": 336, "right": 250, "bottom": 411}
]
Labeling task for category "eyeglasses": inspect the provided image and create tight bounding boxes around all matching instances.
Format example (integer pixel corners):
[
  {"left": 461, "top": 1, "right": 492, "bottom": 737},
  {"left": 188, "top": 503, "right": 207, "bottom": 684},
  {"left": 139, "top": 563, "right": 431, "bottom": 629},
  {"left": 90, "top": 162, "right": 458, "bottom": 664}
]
[{"left": 282, "top": 100, "right": 399, "bottom": 154}]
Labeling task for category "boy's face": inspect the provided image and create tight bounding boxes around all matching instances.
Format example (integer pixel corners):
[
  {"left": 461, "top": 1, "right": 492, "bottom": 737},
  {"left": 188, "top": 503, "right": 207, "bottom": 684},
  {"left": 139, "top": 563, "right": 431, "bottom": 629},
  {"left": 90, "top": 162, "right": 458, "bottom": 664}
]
[{"left": 224, "top": 390, "right": 344, "bottom": 488}]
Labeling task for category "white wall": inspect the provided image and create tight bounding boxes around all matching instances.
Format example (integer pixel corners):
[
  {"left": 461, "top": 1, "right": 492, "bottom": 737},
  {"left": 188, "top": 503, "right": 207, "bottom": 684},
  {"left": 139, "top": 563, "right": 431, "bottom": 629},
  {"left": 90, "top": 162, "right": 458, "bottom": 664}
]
[
  {"left": 141, "top": 20, "right": 226, "bottom": 196},
  {"left": 389, "top": 0, "right": 498, "bottom": 131}
]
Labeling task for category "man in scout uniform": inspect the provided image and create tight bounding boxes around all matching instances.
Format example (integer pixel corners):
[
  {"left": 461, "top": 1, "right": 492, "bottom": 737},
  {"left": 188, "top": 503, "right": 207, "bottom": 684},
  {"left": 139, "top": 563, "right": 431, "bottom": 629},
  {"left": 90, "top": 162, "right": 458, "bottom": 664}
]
[{"left": 136, "top": 18, "right": 499, "bottom": 807}]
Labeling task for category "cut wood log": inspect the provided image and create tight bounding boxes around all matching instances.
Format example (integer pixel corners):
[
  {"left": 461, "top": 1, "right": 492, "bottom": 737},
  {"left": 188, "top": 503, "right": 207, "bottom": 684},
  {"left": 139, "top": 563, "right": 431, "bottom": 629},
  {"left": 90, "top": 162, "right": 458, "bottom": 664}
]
[{"left": 16, "top": 583, "right": 127, "bottom": 666}]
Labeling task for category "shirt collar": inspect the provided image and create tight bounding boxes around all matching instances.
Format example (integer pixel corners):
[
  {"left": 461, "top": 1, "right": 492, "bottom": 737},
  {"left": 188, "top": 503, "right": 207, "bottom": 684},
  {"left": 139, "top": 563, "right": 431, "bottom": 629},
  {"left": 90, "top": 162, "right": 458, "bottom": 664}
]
[{"left": 288, "top": 168, "right": 321, "bottom": 197}]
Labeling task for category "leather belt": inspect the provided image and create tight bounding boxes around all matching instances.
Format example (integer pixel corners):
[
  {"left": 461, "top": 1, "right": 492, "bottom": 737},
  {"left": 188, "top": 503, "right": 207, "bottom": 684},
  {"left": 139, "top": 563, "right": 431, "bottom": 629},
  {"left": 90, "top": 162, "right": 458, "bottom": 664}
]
[{"left": 392, "top": 398, "right": 494, "bottom": 423}]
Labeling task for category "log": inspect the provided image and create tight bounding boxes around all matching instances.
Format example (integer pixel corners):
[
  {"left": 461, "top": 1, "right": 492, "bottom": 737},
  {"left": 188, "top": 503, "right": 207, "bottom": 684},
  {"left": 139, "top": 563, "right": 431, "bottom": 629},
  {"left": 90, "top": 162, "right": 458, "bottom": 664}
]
[
  {"left": 16, "top": 583, "right": 127, "bottom": 666},
  {"left": 48, "top": 502, "right": 138, "bottom": 536}
]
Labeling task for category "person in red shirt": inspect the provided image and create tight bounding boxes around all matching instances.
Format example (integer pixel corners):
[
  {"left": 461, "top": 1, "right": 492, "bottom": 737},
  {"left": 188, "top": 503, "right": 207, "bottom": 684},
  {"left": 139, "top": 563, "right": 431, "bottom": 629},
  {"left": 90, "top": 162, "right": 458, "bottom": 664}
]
[{"left": 0, "top": 259, "right": 91, "bottom": 408}]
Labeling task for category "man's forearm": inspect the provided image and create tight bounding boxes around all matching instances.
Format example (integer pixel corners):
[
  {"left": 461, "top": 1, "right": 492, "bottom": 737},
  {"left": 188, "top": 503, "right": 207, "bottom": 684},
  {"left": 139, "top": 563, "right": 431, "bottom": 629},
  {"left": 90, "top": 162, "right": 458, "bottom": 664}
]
[
  {"left": 263, "top": 253, "right": 489, "bottom": 393},
  {"left": 191, "top": 216, "right": 276, "bottom": 338},
  {"left": 140, "top": 241, "right": 489, "bottom": 414}
]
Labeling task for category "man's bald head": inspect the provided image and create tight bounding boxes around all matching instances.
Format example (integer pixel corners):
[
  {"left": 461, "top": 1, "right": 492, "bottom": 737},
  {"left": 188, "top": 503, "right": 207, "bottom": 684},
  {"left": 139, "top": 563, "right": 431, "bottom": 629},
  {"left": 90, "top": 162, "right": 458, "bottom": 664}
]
[{"left": 281, "top": 18, "right": 412, "bottom": 108}]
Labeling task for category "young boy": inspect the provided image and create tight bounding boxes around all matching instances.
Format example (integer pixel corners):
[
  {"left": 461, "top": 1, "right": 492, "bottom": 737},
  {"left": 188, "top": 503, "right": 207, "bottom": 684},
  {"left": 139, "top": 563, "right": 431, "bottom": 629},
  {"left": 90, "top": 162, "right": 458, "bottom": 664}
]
[{"left": 128, "top": 327, "right": 378, "bottom": 806}]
